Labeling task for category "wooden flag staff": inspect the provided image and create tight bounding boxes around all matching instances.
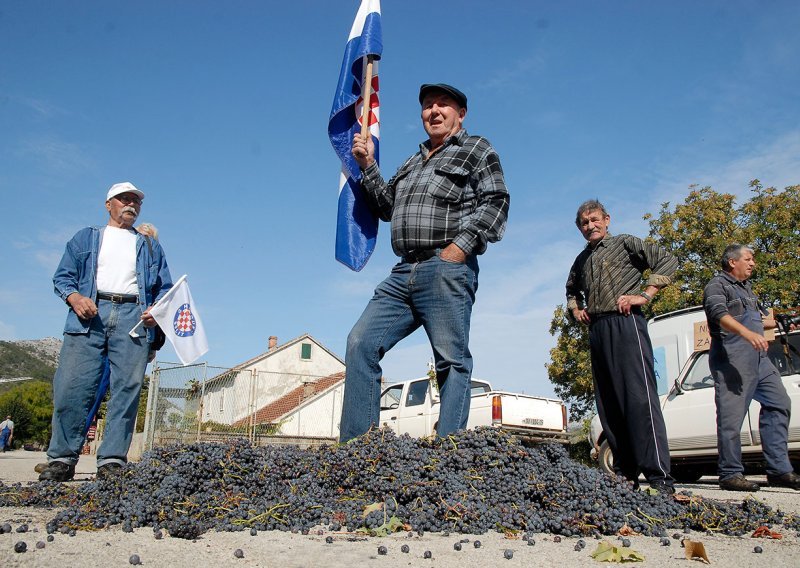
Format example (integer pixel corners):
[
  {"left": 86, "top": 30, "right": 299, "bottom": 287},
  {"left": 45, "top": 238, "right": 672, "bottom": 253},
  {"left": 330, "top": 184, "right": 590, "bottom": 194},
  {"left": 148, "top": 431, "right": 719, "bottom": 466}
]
[{"left": 360, "top": 55, "right": 374, "bottom": 139}]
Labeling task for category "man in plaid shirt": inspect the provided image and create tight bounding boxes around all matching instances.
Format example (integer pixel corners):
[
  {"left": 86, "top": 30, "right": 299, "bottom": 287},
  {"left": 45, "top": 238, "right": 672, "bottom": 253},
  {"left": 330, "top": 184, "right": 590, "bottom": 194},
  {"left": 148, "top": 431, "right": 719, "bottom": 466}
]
[{"left": 339, "top": 83, "right": 510, "bottom": 442}]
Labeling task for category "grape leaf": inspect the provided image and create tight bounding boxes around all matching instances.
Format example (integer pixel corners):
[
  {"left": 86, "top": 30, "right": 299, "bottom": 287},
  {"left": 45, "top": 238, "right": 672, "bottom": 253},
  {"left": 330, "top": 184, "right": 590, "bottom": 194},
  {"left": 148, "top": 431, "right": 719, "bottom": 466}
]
[{"left": 591, "top": 541, "right": 645, "bottom": 563}]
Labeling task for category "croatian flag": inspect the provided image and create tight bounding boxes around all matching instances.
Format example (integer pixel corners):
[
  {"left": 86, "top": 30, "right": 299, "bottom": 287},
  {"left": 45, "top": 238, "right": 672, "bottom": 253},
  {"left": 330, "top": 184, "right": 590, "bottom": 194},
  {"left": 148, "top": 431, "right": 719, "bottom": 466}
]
[
  {"left": 147, "top": 275, "right": 209, "bottom": 366},
  {"left": 328, "top": 0, "right": 383, "bottom": 271}
]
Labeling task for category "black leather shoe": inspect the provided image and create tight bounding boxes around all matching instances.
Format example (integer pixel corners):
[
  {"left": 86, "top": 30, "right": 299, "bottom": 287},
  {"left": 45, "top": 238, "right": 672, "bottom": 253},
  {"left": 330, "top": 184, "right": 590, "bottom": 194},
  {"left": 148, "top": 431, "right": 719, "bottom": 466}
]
[
  {"left": 38, "top": 461, "right": 75, "bottom": 482},
  {"left": 96, "top": 462, "right": 124, "bottom": 481},
  {"left": 719, "top": 473, "right": 760, "bottom": 492},
  {"left": 649, "top": 481, "right": 675, "bottom": 495},
  {"left": 767, "top": 471, "right": 800, "bottom": 490}
]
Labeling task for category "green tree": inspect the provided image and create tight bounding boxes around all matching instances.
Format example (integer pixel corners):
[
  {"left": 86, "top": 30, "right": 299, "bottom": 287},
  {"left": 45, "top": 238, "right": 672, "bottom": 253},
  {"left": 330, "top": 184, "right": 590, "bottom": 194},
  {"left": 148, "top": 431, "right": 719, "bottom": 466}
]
[
  {"left": 737, "top": 182, "right": 800, "bottom": 308},
  {"left": 547, "top": 181, "right": 800, "bottom": 418},
  {"left": 545, "top": 305, "right": 592, "bottom": 419},
  {"left": 0, "top": 380, "right": 53, "bottom": 447}
]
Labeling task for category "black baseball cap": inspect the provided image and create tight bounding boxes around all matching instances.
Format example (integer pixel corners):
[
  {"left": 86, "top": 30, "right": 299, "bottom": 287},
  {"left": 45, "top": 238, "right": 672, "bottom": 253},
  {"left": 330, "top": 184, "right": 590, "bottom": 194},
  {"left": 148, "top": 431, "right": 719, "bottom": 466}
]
[{"left": 419, "top": 83, "right": 467, "bottom": 110}]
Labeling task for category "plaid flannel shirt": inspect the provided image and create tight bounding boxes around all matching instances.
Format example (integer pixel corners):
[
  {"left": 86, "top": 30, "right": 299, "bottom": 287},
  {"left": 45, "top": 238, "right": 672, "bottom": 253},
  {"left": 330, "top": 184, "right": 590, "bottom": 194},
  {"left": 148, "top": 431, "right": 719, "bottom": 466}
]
[
  {"left": 566, "top": 233, "right": 678, "bottom": 314},
  {"left": 360, "top": 129, "right": 509, "bottom": 258}
]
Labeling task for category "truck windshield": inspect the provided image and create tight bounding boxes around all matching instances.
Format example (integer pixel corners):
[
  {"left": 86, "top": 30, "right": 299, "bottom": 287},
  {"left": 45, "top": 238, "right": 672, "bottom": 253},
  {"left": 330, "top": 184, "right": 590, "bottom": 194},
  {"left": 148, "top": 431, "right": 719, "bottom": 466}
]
[{"left": 683, "top": 330, "right": 799, "bottom": 391}]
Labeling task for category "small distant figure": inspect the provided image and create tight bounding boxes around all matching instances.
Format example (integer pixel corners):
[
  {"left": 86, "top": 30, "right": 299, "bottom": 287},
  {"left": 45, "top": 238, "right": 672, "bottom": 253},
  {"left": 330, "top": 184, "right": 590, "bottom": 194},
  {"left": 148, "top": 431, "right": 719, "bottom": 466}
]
[
  {"left": 136, "top": 222, "right": 159, "bottom": 240},
  {"left": 0, "top": 415, "right": 14, "bottom": 451}
]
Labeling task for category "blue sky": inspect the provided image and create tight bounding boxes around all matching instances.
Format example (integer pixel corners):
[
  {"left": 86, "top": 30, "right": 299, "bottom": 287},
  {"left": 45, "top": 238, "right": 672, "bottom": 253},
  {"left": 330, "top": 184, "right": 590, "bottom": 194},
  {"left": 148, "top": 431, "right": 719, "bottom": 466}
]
[{"left": 2, "top": 1, "right": 799, "bottom": 399}]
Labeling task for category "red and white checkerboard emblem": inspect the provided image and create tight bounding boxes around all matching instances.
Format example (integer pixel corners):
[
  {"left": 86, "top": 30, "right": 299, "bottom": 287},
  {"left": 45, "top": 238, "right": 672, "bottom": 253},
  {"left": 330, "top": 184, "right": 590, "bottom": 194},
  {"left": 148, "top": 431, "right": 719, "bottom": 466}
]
[{"left": 172, "top": 303, "right": 196, "bottom": 337}]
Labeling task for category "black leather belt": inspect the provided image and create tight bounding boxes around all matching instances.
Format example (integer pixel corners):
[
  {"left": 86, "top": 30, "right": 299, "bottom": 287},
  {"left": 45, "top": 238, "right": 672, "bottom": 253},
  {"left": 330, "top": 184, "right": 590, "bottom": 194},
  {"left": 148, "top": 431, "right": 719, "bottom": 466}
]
[
  {"left": 97, "top": 292, "right": 139, "bottom": 304},
  {"left": 401, "top": 249, "right": 439, "bottom": 263}
]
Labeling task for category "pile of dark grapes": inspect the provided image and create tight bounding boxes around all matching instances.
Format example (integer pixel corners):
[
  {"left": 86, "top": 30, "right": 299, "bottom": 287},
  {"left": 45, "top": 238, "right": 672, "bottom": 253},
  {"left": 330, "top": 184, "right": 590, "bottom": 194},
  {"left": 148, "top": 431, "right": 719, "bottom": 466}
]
[{"left": 0, "top": 428, "right": 789, "bottom": 539}]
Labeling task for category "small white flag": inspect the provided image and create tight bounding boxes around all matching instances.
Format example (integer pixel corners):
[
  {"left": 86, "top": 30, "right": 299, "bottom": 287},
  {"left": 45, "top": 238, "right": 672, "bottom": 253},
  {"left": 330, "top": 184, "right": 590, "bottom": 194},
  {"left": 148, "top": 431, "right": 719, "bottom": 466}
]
[{"left": 148, "top": 275, "right": 208, "bottom": 365}]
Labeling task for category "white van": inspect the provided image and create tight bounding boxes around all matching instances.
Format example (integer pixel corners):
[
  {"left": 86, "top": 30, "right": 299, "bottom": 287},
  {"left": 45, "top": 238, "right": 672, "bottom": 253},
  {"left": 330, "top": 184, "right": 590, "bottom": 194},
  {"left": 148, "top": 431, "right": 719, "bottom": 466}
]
[{"left": 649, "top": 306, "right": 708, "bottom": 395}]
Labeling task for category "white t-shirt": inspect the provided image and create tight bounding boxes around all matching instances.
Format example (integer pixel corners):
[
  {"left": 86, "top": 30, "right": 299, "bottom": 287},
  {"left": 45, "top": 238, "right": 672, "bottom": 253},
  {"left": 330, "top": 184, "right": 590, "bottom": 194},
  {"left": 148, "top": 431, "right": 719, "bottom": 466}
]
[
  {"left": 96, "top": 227, "right": 138, "bottom": 295},
  {"left": 0, "top": 419, "right": 13, "bottom": 431}
]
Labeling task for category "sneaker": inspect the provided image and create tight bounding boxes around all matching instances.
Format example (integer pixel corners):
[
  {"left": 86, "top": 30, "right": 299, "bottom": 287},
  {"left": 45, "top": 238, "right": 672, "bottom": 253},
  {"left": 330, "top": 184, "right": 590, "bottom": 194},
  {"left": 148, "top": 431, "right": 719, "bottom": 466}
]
[
  {"left": 719, "top": 473, "right": 760, "bottom": 492},
  {"left": 38, "top": 461, "right": 75, "bottom": 482},
  {"left": 766, "top": 471, "right": 800, "bottom": 490},
  {"left": 649, "top": 481, "right": 676, "bottom": 495},
  {"left": 96, "top": 462, "right": 124, "bottom": 481}
]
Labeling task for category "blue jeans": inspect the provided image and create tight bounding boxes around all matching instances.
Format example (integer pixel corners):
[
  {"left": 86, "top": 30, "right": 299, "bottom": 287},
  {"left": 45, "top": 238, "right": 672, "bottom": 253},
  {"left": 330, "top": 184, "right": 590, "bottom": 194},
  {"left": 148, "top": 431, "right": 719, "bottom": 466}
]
[
  {"left": 47, "top": 299, "right": 150, "bottom": 467},
  {"left": 339, "top": 254, "right": 479, "bottom": 442}
]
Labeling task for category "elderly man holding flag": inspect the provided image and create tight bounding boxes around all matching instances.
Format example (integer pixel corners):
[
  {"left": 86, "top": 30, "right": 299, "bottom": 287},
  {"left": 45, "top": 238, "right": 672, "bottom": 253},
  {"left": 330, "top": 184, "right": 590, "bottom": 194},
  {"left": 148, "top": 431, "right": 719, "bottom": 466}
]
[
  {"left": 39, "top": 182, "right": 173, "bottom": 482},
  {"left": 338, "top": 81, "right": 510, "bottom": 441},
  {"left": 329, "top": 2, "right": 509, "bottom": 442}
]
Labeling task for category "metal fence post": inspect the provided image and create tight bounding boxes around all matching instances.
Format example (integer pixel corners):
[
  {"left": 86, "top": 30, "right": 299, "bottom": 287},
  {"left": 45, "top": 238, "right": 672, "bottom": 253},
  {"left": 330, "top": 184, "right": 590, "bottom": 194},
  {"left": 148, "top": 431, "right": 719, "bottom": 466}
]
[
  {"left": 143, "top": 363, "right": 160, "bottom": 452},
  {"left": 249, "top": 368, "right": 257, "bottom": 443},
  {"left": 196, "top": 362, "right": 207, "bottom": 443}
]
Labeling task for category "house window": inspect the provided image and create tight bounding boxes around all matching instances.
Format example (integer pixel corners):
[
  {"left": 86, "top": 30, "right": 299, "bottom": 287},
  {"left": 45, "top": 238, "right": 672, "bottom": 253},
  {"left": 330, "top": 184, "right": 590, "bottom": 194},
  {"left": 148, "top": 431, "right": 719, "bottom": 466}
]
[
  {"left": 219, "top": 390, "right": 225, "bottom": 412},
  {"left": 301, "top": 343, "right": 312, "bottom": 360}
]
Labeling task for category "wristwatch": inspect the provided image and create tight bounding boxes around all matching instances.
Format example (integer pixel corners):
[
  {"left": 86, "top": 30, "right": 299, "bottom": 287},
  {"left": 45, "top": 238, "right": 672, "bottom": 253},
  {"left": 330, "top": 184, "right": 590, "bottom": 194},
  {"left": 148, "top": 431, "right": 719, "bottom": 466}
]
[{"left": 639, "top": 291, "right": 652, "bottom": 302}]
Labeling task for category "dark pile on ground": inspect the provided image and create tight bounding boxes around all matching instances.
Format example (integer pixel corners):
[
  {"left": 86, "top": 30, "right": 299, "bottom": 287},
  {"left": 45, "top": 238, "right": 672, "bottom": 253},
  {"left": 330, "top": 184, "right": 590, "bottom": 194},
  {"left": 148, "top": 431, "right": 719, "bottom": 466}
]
[{"left": 0, "top": 427, "right": 795, "bottom": 539}]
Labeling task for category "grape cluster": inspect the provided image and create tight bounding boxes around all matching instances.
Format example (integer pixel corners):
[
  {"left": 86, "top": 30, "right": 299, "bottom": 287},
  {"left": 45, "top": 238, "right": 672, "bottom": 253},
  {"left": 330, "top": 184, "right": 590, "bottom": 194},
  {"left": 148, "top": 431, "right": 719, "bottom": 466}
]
[{"left": 0, "top": 427, "right": 790, "bottom": 539}]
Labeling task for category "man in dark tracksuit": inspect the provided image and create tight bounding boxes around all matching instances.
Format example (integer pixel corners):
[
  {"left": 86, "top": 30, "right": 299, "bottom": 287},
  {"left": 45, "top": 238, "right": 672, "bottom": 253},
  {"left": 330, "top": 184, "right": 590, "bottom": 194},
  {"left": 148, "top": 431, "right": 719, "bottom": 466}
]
[
  {"left": 566, "top": 199, "right": 678, "bottom": 493},
  {"left": 703, "top": 244, "right": 800, "bottom": 491}
]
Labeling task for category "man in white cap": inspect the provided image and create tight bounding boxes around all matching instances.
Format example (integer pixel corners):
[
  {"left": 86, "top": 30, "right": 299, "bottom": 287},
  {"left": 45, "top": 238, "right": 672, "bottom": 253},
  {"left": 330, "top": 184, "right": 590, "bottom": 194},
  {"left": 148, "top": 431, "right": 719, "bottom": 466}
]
[{"left": 39, "top": 182, "right": 173, "bottom": 482}]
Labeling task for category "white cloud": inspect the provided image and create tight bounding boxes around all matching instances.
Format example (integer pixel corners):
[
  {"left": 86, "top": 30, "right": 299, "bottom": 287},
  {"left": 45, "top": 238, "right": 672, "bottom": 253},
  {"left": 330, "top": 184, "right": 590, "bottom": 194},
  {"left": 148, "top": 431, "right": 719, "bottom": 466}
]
[
  {"left": 609, "top": 129, "right": 800, "bottom": 235},
  {"left": 0, "top": 320, "right": 17, "bottom": 340},
  {"left": 479, "top": 53, "right": 547, "bottom": 92},
  {"left": 16, "top": 134, "right": 95, "bottom": 175}
]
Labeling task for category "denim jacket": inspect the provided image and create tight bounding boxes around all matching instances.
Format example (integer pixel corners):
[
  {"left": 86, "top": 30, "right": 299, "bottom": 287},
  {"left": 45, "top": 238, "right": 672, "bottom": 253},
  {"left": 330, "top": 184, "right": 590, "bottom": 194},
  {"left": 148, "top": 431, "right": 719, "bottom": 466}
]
[{"left": 53, "top": 226, "right": 173, "bottom": 343}]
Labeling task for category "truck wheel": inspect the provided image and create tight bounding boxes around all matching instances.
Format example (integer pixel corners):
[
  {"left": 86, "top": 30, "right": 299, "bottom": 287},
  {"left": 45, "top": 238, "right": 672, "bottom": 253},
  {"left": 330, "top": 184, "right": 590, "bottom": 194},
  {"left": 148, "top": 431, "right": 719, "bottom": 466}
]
[
  {"left": 598, "top": 440, "right": 615, "bottom": 475},
  {"left": 671, "top": 466, "right": 702, "bottom": 483}
]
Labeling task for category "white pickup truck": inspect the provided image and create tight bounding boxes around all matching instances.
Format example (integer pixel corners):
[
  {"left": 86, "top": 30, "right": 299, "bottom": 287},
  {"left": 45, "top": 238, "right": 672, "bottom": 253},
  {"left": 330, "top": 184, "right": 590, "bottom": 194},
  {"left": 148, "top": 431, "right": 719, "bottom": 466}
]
[{"left": 379, "top": 377, "right": 569, "bottom": 444}]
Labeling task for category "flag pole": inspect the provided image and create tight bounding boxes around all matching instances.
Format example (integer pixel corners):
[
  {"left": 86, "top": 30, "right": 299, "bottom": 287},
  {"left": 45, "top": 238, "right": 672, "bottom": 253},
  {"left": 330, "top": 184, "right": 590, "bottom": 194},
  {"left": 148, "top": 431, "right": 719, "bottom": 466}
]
[{"left": 360, "top": 55, "right": 374, "bottom": 139}]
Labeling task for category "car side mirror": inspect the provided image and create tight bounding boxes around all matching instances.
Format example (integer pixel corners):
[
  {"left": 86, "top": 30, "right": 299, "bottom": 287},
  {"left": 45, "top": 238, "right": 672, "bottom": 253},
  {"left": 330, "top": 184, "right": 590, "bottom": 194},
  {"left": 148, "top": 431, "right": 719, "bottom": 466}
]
[{"left": 672, "top": 378, "right": 684, "bottom": 395}]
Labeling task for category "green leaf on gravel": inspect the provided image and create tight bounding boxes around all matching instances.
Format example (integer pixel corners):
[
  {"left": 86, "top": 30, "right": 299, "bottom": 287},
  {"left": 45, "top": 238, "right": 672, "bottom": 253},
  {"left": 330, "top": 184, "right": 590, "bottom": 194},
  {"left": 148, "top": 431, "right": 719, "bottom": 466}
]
[{"left": 356, "top": 515, "right": 405, "bottom": 537}]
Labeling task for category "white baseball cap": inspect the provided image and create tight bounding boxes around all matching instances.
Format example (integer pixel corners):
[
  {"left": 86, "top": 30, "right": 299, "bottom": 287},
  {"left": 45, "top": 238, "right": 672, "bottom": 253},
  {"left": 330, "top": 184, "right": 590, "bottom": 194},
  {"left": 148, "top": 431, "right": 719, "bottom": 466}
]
[{"left": 107, "top": 182, "right": 144, "bottom": 202}]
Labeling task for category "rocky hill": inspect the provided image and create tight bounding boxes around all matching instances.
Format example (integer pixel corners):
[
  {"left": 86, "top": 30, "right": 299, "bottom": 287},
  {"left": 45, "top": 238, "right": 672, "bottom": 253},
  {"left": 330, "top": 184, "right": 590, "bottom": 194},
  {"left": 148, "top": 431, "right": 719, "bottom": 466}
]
[{"left": 0, "top": 337, "right": 61, "bottom": 384}]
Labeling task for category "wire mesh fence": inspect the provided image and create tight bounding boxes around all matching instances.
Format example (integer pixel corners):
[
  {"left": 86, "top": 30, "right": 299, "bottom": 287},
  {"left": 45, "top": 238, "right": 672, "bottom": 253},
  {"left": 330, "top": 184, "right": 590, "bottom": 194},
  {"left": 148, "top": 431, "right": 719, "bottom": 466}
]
[{"left": 143, "top": 361, "right": 343, "bottom": 452}]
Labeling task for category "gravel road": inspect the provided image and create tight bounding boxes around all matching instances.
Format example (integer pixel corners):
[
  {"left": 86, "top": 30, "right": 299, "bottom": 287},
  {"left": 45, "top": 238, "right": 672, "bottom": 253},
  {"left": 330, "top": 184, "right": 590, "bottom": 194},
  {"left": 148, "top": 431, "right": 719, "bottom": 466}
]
[{"left": 2, "top": 451, "right": 799, "bottom": 567}]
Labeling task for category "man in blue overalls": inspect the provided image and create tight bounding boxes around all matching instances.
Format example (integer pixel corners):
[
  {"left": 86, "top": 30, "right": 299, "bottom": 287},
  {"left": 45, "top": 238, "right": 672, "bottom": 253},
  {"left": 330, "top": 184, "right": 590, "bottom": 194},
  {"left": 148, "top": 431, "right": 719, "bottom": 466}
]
[
  {"left": 0, "top": 415, "right": 13, "bottom": 451},
  {"left": 703, "top": 244, "right": 800, "bottom": 491}
]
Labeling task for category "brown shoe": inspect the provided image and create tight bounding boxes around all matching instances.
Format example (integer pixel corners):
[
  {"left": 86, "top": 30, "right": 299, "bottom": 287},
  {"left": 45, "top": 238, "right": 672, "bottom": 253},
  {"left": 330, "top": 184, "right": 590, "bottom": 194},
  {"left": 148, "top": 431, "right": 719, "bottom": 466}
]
[
  {"left": 719, "top": 473, "right": 759, "bottom": 492},
  {"left": 767, "top": 471, "right": 800, "bottom": 490}
]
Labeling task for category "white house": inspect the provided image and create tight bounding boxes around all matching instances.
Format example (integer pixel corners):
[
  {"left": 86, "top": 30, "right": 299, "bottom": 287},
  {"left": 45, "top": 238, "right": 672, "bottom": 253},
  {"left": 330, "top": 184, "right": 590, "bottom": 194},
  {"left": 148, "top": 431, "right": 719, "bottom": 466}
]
[
  {"left": 232, "top": 371, "right": 345, "bottom": 438},
  {"left": 193, "top": 334, "right": 345, "bottom": 428}
]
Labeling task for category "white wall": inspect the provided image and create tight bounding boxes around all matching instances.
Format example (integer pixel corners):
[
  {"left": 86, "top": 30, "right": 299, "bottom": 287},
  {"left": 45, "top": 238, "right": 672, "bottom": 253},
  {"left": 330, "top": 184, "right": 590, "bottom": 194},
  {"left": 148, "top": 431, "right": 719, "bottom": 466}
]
[{"left": 278, "top": 383, "right": 344, "bottom": 438}]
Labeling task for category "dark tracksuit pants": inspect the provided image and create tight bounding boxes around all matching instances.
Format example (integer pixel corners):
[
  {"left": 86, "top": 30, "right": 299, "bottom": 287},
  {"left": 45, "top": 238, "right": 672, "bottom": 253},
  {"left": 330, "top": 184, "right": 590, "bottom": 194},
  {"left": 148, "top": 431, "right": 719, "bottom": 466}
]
[{"left": 590, "top": 310, "right": 673, "bottom": 485}]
